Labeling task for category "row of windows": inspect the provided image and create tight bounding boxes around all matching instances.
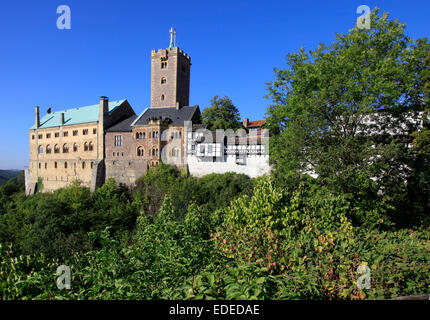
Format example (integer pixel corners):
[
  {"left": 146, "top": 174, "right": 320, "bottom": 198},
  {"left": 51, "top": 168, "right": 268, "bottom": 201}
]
[
  {"left": 38, "top": 161, "right": 94, "bottom": 169},
  {"left": 32, "top": 128, "right": 96, "bottom": 140},
  {"left": 38, "top": 142, "right": 94, "bottom": 154},
  {"left": 159, "top": 61, "right": 187, "bottom": 73},
  {"left": 136, "top": 147, "right": 162, "bottom": 157},
  {"left": 135, "top": 131, "right": 160, "bottom": 140}
]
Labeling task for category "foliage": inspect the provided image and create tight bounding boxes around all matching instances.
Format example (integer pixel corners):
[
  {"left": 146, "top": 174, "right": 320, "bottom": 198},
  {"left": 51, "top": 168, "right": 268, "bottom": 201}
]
[
  {"left": 202, "top": 96, "right": 242, "bottom": 131},
  {"left": 0, "top": 179, "right": 137, "bottom": 259},
  {"left": 265, "top": 8, "right": 430, "bottom": 228}
]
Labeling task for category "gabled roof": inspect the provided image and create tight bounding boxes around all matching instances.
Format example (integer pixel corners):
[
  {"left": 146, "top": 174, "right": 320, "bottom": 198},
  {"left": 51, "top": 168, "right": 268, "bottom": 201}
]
[
  {"left": 246, "top": 120, "right": 266, "bottom": 128},
  {"left": 132, "top": 106, "right": 200, "bottom": 126},
  {"left": 29, "top": 99, "right": 127, "bottom": 130}
]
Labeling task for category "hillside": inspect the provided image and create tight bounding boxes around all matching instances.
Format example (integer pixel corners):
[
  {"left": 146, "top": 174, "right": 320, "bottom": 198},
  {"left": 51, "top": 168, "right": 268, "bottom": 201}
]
[{"left": 0, "top": 170, "right": 21, "bottom": 186}]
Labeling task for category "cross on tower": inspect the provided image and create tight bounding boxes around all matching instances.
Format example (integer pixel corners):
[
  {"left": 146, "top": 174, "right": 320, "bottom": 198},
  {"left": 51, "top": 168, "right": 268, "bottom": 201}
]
[{"left": 169, "top": 27, "right": 176, "bottom": 48}]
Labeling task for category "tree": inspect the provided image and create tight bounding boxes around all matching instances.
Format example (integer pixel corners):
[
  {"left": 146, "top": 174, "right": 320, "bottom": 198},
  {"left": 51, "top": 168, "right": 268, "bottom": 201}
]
[
  {"left": 202, "top": 96, "right": 241, "bottom": 131},
  {"left": 265, "top": 8, "right": 430, "bottom": 226}
]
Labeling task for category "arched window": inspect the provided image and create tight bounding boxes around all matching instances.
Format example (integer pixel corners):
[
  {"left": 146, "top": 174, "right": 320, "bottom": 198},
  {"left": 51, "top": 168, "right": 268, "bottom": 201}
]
[
  {"left": 54, "top": 161, "right": 58, "bottom": 169},
  {"left": 136, "top": 132, "right": 139, "bottom": 139},
  {"left": 63, "top": 144, "right": 69, "bottom": 153},
  {"left": 84, "top": 142, "right": 89, "bottom": 151},
  {"left": 54, "top": 145, "right": 60, "bottom": 154},
  {"left": 82, "top": 162, "right": 86, "bottom": 169},
  {"left": 161, "top": 62, "right": 167, "bottom": 69},
  {"left": 38, "top": 145, "right": 44, "bottom": 154},
  {"left": 38, "top": 163, "right": 41, "bottom": 169},
  {"left": 161, "top": 94, "right": 165, "bottom": 101},
  {"left": 44, "top": 163, "right": 47, "bottom": 169},
  {"left": 73, "top": 143, "right": 78, "bottom": 152},
  {"left": 137, "top": 146, "right": 144, "bottom": 157},
  {"left": 90, "top": 162, "right": 94, "bottom": 169},
  {"left": 161, "top": 77, "right": 167, "bottom": 84},
  {"left": 46, "top": 145, "right": 51, "bottom": 154},
  {"left": 89, "top": 142, "right": 94, "bottom": 151},
  {"left": 64, "top": 162, "right": 68, "bottom": 169},
  {"left": 152, "top": 148, "right": 158, "bottom": 156}
]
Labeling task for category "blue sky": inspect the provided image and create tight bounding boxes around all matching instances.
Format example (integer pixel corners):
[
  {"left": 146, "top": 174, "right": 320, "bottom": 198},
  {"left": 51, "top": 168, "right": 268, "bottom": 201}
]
[{"left": 0, "top": 0, "right": 429, "bottom": 169}]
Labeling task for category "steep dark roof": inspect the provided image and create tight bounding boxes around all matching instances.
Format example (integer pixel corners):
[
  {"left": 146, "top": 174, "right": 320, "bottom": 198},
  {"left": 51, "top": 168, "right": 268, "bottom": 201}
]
[
  {"left": 133, "top": 106, "right": 200, "bottom": 126},
  {"left": 106, "top": 115, "right": 138, "bottom": 132}
]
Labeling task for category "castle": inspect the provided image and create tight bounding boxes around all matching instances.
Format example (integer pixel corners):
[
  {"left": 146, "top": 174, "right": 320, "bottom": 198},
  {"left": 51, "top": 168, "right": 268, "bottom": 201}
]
[{"left": 26, "top": 31, "right": 270, "bottom": 194}]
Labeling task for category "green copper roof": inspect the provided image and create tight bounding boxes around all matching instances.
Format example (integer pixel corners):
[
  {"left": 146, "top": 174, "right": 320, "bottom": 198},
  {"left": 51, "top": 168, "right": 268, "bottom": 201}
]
[{"left": 29, "top": 99, "right": 126, "bottom": 130}]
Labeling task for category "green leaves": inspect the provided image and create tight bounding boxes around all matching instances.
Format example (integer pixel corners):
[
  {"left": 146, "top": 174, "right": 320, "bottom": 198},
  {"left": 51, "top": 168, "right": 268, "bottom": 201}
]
[{"left": 202, "top": 96, "right": 242, "bottom": 131}]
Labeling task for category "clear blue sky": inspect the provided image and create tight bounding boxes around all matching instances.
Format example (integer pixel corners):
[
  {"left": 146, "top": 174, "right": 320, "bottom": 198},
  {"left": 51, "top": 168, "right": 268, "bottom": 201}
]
[{"left": 0, "top": 0, "right": 429, "bottom": 169}]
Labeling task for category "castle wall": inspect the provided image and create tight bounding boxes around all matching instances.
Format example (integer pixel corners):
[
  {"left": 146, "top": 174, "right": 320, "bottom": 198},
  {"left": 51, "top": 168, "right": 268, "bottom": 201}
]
[{"left": 28, "top": 122, "right": 101, "bottom": 192}]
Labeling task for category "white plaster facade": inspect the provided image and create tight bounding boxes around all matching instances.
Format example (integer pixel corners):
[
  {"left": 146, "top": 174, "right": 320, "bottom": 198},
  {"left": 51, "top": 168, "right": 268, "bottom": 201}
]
[{"left": 185, "top": 128, "right": 271, "bottom": 178}]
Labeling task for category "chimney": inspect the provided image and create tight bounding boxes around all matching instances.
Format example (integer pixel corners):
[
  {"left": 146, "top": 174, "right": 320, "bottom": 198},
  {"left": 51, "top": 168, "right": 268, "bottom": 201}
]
[
  {"left": 60, "top": 112, "right": 65, "bottom": 126},
  {"left": 35, "top": 106, "right": 40, "bottom": 128},
  {"left": 242, "top": 118, "right": 249, "bottom": 128},
  {"left": 100, "top": 96, "right": 109, "bottom": 117}
]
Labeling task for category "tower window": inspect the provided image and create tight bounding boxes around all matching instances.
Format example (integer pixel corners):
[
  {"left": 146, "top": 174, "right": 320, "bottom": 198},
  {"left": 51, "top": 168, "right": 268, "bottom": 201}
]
[
  {"left": 161, "top": 77, "right": 167, "bottom": 85},
  {"left": 161, "top": 62, "right": 167, "bottom": 69},
  {"left": 161, "top": 95, "right": 165, "bottom": 101}
]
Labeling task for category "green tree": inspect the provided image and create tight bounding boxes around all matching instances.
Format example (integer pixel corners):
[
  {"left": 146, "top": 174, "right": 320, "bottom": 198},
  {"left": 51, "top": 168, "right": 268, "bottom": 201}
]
[
  {"left": 265, "top": 8, "right": 430, "bottom": 227},
  {"left": 202, "top": 96, "right": 241, "bottom": 131}
]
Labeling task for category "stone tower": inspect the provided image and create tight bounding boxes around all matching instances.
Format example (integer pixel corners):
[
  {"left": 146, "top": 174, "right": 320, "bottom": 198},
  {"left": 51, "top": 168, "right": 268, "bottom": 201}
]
[{"left": 150, "top": 43, "right": 191, "bottom": 109}]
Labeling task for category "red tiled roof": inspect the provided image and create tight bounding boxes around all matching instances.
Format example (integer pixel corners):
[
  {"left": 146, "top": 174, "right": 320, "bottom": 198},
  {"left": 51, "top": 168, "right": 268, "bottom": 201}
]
[{"left": 247, "top": 120, "right": 266, "bottom": 128}]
